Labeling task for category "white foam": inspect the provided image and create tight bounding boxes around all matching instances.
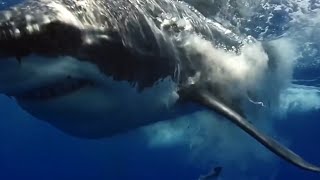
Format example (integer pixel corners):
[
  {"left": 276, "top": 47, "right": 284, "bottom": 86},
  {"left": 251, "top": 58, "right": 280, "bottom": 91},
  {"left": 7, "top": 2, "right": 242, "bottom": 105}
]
[
  {"left": 280, "top": 85, "right": 320, "bottom": 114},
  {"left": 182, "top": 35, "right": 270, "bottom": 103}
]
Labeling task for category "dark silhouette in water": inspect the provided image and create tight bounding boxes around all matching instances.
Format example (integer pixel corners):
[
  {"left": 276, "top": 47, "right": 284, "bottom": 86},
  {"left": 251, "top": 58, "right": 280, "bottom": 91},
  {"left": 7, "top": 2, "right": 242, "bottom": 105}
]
[{"left": 199, "top": 166, "right": 223, "bottom": 180}]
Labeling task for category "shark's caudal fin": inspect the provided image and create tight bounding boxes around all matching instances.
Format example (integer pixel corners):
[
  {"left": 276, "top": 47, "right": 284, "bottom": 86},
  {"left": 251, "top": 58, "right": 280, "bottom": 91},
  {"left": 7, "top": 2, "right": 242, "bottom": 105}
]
[{"left": 180, "top": 86, "right": 320, "bottom": 173}]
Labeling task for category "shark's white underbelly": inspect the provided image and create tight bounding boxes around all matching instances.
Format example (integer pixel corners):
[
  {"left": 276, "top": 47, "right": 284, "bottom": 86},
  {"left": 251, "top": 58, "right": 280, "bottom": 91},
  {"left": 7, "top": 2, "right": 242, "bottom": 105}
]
[
  {"left": 17, "top": 79, "right": 182, "bottom": 137},
  {"left": 0, "top": 55, "right": 185, "bottom": 138}
]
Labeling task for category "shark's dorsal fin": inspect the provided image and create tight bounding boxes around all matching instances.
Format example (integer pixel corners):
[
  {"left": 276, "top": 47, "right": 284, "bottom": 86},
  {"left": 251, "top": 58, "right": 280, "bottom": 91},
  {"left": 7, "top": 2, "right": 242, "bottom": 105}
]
[{"left": 179, "top": 85, "right": 320, "bottom": 173}]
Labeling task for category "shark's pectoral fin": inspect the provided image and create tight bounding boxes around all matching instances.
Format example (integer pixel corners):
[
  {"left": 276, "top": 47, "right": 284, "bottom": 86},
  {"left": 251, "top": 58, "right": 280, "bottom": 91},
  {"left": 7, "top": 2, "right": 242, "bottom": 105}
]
[{"left": 179, "top": 85, "right": 320, "bottom": 173}]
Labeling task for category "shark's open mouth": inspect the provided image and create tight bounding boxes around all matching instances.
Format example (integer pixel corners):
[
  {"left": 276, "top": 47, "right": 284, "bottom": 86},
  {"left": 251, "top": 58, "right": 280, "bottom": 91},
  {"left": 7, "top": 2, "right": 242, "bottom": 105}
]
[{"left": 15, "top": 77, "right": 95, "bottom": 100}]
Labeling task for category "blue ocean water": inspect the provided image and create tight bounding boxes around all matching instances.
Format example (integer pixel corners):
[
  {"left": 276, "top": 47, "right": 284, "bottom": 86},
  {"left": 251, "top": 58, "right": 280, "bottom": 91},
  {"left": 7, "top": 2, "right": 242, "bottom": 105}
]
[{"left": 0, "top": 0, "right": 320, "bottom": 180}]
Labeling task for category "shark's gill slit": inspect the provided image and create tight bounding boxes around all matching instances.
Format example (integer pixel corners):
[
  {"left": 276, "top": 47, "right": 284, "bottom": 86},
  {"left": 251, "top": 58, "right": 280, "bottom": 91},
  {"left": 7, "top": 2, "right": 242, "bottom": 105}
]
[{"left": 185, "top": 87, "right": 320, "bottom": 172}]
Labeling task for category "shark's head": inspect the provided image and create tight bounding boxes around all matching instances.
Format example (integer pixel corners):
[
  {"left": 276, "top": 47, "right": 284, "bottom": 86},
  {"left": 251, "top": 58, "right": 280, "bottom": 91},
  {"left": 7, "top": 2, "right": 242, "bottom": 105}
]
[{"left": 0, "top": 0, "right": 182, "bottom": 138}]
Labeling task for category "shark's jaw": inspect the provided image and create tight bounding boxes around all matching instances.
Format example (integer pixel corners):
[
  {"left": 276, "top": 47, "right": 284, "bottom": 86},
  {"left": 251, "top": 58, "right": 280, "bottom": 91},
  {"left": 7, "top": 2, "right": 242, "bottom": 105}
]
[
  {"left": 0, "top": 55, "right": 181, "bottom": 138},
  {"left": 15, "top": 77, "right": 94, "bottom": 100}
]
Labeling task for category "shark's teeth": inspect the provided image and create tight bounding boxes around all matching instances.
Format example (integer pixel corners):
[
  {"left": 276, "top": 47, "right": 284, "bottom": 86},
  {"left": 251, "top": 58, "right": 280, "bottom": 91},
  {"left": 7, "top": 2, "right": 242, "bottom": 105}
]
[{"left": 16, "top": 78, "right": 94, "bottom": 100}]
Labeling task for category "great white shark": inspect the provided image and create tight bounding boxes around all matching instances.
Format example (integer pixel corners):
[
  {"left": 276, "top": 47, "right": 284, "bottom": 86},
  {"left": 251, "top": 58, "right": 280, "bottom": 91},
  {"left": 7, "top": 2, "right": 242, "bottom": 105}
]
[{"left": 0, "top": 0, "right": 319, "bottom": 173}]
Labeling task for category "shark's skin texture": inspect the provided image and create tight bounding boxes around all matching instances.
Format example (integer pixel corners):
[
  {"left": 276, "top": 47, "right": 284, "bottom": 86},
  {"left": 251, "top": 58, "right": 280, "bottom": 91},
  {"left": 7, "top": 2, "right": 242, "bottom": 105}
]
[{"left": 0, "top": 0, "right": 320, "bottom": 173}]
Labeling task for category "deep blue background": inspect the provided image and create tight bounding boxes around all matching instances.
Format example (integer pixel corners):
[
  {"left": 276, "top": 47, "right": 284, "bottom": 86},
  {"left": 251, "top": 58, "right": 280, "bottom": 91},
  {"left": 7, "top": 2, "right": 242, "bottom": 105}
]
[{"left": 1, "top": 0, "right": 320, "bottom": 179}]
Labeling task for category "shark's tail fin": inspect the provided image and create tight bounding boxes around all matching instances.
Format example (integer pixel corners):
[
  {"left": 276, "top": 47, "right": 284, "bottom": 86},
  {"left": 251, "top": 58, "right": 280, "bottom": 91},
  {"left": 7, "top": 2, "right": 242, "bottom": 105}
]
[{"left": 181, "top": 86, "right": 320, "bottom": 173}]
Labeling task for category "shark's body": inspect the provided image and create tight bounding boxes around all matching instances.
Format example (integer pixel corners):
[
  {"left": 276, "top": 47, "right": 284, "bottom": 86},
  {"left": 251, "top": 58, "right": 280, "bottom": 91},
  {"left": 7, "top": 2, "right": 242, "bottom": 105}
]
[
  {"left": 0, "top": 0, "right": 320, "bottom": 173},
  {"left": 0, "top": 0, "right": 243, "bottom": 138}
]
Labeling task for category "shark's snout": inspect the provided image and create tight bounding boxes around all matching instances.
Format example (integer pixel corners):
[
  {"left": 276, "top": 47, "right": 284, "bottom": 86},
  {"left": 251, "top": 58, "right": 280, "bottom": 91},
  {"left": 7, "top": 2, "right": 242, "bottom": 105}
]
[
  {"left": 0, "top": 1, "right": 85, "bottom": 59},
  {"left": 0, "top": 2, "right": 95, "bottom": 98},
  {"left": 0, "top": 18, "right": 83, "bottom": 59}
]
